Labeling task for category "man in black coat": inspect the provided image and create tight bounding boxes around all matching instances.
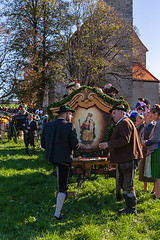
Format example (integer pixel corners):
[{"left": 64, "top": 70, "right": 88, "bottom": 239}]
[
  {"left": 23, "top": 113, "right": 37, "bottom": 155},
  {"left": 41, "top": 105, "right": 80, "bottom": 220}
]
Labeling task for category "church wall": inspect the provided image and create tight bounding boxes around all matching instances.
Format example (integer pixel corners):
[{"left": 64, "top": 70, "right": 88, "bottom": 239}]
[
  {"left": 104, "top": 0, "right": 134, "bottom": 106},
  {"left": 133, "top": 46, "right": 147, "bottom": 67},
  {"left": 133, "top": 32, "right": 148, "bottom": 67},
  {"left": 104, "top": 72, "right": 133, "bottom": 106},
  {"left": 104, "top": 0, "right": 133, "bottom": 24},
  {"left": 132, "top": 81, "right": 159, "bottom": 108}
]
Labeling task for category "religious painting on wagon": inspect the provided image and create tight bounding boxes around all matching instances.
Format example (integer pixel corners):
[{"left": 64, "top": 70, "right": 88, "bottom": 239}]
[
  {"left": 72, "top": 106, "right": 110, "bottom": 151},
  {"left": 63, "top": 87, "right": 113, "bottom": 151}
]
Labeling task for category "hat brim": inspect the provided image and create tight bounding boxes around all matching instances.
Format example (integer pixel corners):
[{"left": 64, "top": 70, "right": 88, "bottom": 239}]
[
  {"left": 109, "top": 107, "right": 127, "bottom": 113},
  {"left": 66, "top": 83, "right": 75, "bottom": 89},
  {"left": 55, "top": 109, "right": 75, "bottom": 114},
  {"left": 137, "top": 107, "right": 144, "bottom": 111},
  {"left": 110, "top": 87, "right": 119, "bottom": 94}
]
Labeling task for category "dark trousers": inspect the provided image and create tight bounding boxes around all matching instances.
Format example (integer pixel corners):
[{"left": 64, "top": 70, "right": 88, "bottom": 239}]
[
  {"left": 117, "top": 160, "right": 138, "bottom": 209},
  {"left": 118, "top": 160, "right": 138, "bottom": 195},
  {"left": 55, "top": 163, "right": 71, "bottom": 193},
  {"left": 24, "top": 136, "right": 36, "bottom": 148}
]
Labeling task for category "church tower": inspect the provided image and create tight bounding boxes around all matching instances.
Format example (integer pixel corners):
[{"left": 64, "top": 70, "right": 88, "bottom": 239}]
[
  {"left": 104, "top": 0, "right": 134, "bottom": 106},
  {"left": 104, "top": 0, "right": 133, "bottom": 24}
]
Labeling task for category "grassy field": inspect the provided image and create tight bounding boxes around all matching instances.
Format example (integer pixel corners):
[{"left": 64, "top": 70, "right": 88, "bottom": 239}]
[
  {"left": 0, "top": 138, "right": 160, "bottom": 240},
  {"left": 0, "top": 104, "right": 19, "bottom": 109}
]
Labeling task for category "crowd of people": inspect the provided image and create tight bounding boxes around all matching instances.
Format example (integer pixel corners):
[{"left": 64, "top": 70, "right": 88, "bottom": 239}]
[
  {"left": 99, "top": 99, "right": 160, "bottom": 217},
  {"left": 126, "top": 97, "right": 160, "bottom": 200},
  {"left": 40, "top": 91, "right": 160, "bottom": 220},
  {"left": 21, "top": 108, "right": 49, "bottom": 155},
  {"left": 0, "top": 103, "right": 46, "bottom": 117},
  {"left": 0, "top": 102, "right": 49, "bottom": 155},
  {"left": 0, "top": 90, "right": 160, "bottom": 220}
]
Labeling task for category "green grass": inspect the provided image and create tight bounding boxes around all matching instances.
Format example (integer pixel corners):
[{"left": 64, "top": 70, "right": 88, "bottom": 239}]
[
  {"left": 0, "top": 104, "right": 19, "bottom": 109},
  {"left": 0, "top": 139, "right": 160, "bottom": 240}
]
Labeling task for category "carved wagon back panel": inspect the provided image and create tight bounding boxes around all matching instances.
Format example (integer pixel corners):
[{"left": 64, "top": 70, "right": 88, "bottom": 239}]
[{"left": 50, "top": 88, "right": 113, "bottom": 151}]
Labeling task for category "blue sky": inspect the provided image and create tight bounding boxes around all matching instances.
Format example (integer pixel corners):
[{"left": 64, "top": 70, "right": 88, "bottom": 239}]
[{"left": 133, "top": 0, "right": 160, "bottom": 80}]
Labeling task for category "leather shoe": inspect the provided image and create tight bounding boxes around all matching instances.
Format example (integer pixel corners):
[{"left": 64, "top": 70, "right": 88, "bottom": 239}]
[
  {"left": 152, "top": 194, "right": 156, "bottom": 200},
  {"left": 118, "top": 207, "right": 137, "bottom": 216},
  {"left": 54, "top": 214, "right": 64, "bottom": 220},
  {"left": 116, "top": 194, "right": 123, "bottom": 201}
]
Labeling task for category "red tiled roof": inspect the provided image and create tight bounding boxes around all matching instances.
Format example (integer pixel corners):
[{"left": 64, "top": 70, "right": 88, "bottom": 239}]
[{"left": 133, "top": 62, "right": 159, "bottom": 82}]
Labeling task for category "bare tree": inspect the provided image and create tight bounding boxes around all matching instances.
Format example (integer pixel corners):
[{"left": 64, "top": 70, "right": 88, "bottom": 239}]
[{"left": 63, "top": 0, "right": 134, "bottom": 87}]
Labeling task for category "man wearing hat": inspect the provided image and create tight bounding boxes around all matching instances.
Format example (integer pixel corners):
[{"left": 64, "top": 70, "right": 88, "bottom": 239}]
[
  {"left": 103, "top": 83, "right": 119, "bottom": 99},
  {"left": 143, "top": 98, "right": 151, "bottom": 113},
  {"left": 99, "top": 103, "right": 143, "bottom": 215},
  {"left": 23, "top": 113, "right": 37, "bottom": 155},
  {"left": 63, "top": 81, "right": 81, "bottom": 98},
  {"left": 41, "top": 105, "right": 80, "bottom": 220}
]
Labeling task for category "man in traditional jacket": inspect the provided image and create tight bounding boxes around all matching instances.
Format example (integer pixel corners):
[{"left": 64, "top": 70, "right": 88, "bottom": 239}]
[
  {"left": 41, "top": 105, "right": 80, "bottom": 220},
  {"left": 100, "top": 104, "right": 143, "bottom": 215},
  {"left": 63, "top": 81, "right": 81, "bottom": 98}
]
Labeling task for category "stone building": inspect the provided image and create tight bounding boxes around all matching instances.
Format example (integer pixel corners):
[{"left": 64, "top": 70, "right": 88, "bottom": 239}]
[
  {"left": 43, "top": 0, "right": 159, "bottom": 108},
  {"left": 132, "top": 63, "right": 159, "bottom": 106},
  {"left": 104, "top": 0, "right": 159, "bottom": 107},
  {"left": 104, "top": 0, "right": 133, "bottom": 24}
]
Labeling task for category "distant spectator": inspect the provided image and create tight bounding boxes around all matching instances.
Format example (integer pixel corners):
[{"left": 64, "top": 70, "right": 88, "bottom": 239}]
[
  {"left": 135, "top": 114, "right": 145, "bottom": 136},
  {"left": 34, "top": 110, "right": 40, "bottom": 121},
  {"left": 142, "top": 104, "right": 160, "bottom": 199},
  {"left": 138, "top": 111, "right": 155, "bottom": 192},
  {"left": 129, "top": 109, "right": 138, "bottom": 123},
  {"left": 19, "top": 101, "right": 27, "bottom": 111},
  {"left": 135, "top": 97, "right": 145, "bottom": 110},
  {"left": 18, "top": 106, "right": 27, "bottom": 115},
  {"left": 103, "top": 83, "right": 119, "bottom": 99},
  {"left": 63, "top": 81, "right": 81, "bottom": 98},
  {"left": 137, "top": 106, "right": 144, "bottom": 115},
  {"left": 144, "top": 99, "right": 151, "bottom": 113},
  {"left": 23, "top": 113, "right": 37, "bottom": 155}
]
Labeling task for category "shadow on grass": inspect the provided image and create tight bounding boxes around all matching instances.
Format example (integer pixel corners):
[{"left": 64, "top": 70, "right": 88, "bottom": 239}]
[
  {"left": 0, "top": 168, "right": 156, "bottom": 240},
  {"left": 0, "top": 176, "right": 120, "bottom": 239},
  {"left": 0, "top": 157, "right": 123, "bottom": 240},
  {"left": 0, "top": 141, "right": 155, "bottom": 239},
  {"left": 0, "top": 144, "right": 52, "bottom": 173},
  {"left": 0, "top": 144, "right": 42, "bottom": 156}
]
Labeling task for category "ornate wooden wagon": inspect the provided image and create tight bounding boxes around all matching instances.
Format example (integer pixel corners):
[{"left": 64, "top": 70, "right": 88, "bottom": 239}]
[{"left": 47, "top": 86, "right": 129, "bottom": 196}]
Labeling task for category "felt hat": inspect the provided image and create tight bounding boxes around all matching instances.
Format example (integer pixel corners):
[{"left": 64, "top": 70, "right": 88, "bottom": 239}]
[
  {"left": 109, "top": 103, "right": 127, "bottom": 113},
  {"left": 66, "top": 81, "right": 81, "bottom": 89},
  {"left": 55, "top": 105, "right": 75, "bottom": 113},
  {"left": 66, "top": 82, "right": 76, "bottom": 89},
  {"left": 144, "top": 98, "right": 150, "bottom": 106},
  {"left": 104, "top": 83, "right": 119, "bottom": 94},
  {"left": 110, "top": 86, "right": 119, "bottom": 94}
]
